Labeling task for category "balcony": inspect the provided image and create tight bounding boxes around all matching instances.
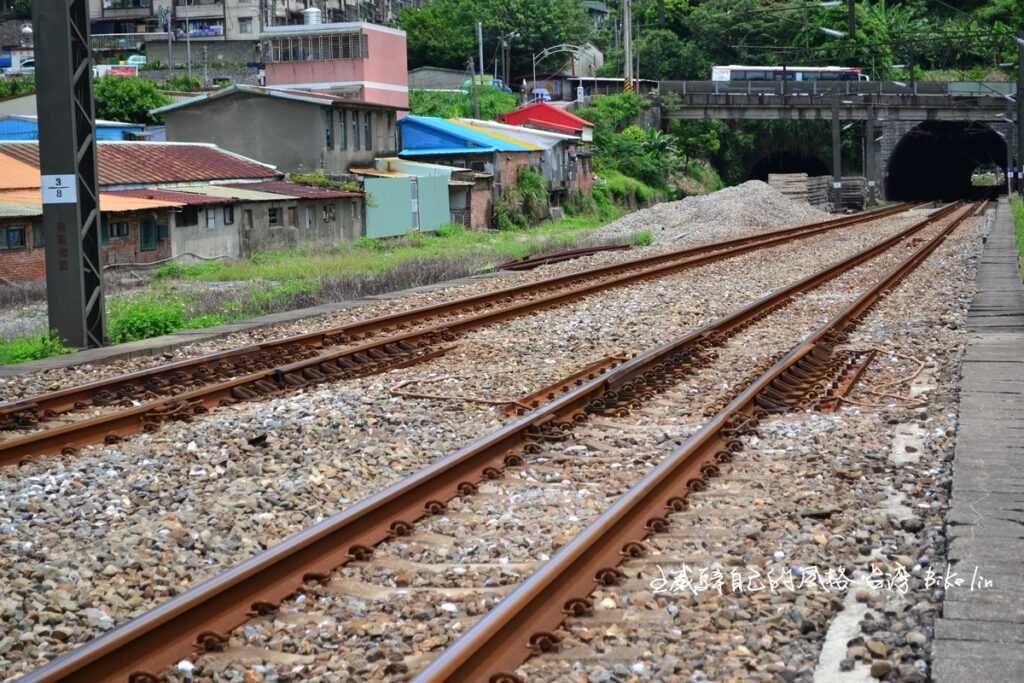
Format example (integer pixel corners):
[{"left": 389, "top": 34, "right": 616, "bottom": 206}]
[
  {"left": 91, "top": 31, "right": 169, "bottom": 52},
  {"left": 174, "top": 0, "right": 224, "bottom": 20},
  {"left": 102, "top": 0, "right": 153, "bottom": 19}
]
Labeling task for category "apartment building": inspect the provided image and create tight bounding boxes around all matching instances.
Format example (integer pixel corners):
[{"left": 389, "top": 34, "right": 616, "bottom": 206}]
[{"left": 88, "top": 1, "right": 419, "bottom": 61}]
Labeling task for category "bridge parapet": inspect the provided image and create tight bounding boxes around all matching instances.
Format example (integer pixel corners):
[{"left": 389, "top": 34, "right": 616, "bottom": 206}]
[{"left": 659, "top": 80, "right": 1015, "bottom": 98}]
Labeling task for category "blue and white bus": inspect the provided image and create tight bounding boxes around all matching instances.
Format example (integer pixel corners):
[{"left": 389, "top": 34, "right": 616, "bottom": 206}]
[{"left": 711, "top": 65, "right": 869, "bottom": 82}]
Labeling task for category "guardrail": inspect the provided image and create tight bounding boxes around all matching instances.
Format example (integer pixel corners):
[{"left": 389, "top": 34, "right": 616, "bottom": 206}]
[
  {"left": 659, "top": 80, "right": 1016, "bottom": 98},
  {"left": 91, "top": 32, "right": 169, "bottom": 50}
]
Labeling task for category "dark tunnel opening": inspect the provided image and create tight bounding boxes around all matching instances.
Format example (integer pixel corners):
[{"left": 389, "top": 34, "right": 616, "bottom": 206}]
[
  {"left": 886, "top": 122, "right": 1008, "bottom": 201},
  {"left": 748, "top": 151, "right": 830, "bottom": 181}
]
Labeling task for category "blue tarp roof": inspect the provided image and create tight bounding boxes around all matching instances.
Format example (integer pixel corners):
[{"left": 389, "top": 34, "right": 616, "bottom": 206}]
[{"left": 398, "top": 115, "right": 536, "bottom": 156}]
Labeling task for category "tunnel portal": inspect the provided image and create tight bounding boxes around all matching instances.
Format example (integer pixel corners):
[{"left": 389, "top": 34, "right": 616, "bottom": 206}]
[{"left": 885, "top": 122, "right": 1007, "bottom": 200}]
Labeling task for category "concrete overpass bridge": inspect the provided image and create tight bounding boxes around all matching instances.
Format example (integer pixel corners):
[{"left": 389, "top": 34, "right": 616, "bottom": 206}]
[{"left": 657, "top": 80, "right": 1019, "bottom": 200}]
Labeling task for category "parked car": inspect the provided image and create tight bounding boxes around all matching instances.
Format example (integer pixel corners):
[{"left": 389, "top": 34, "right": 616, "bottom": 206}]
[
  {"left": 4, "top": 58, "right": 34, "bottom": 78},
  {"left": 126, "top": 55, "right": 147, "bottom": 68},
  {"left": 530, "top": 87, "right": 552, "bottom": 102},
  {"left": 462, "top": 76, "right": 513, "bottom": 93}
]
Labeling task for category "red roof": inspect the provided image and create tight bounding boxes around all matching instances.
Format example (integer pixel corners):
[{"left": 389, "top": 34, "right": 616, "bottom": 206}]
[
  {"left": 497, "top": 102, "right": 593, "bottom": 134},
  {"left": 106, "top": 188, "right": 227, "bottom": 206},
  {"left": 0, "top": 142, "right": 280, "bottom": 187},
  {"left": 223, "top": 181, "right": 362, "bottom": 199}
]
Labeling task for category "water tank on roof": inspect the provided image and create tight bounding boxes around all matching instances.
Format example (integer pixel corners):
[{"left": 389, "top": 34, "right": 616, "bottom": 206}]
[{"left": 303, "top": 8, "right": 322, "bottom": 25}]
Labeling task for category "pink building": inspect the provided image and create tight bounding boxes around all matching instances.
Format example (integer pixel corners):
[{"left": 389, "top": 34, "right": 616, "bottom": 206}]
[{"left": 262, "top": 22, "right": 409, "bottom": 110}]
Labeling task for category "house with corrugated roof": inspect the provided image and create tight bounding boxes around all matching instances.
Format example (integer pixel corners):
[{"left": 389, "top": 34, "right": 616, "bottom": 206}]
[
  {"left": 497, "top": 102, "right": 595, "bottom": 142},
  {"left": 153, "top": 84, "right": 405, "bottom": 177},
  {"left": 0, "top": 141, "right": 365, "bottom": 281},
  {"left": 397, "top": 115, "right": 544, "bottom": 196}
]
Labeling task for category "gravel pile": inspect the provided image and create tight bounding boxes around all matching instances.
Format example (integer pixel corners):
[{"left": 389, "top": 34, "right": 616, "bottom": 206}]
[{"left": 594, "top": 180, "right": 829, "bottom": 244}]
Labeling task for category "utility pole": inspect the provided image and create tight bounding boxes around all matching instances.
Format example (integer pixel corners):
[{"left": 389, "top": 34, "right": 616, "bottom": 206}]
[
  {"left": 468, "top": 57, "right": 480, "bottom": 119},
  {"left": 831, "top": 96, "right": 842, "bottom": 210},
  {"left": 186, "top": 0, "right": 193, "bottom": 80},
  {"left": 33, "top": 0, "right": 106, "bottom": 348},
  {"left": 847, "top": 0, "right": 856, "bottom": 38},
  {"left": 477, "top": 22, "right": 484, "bottom": 82},
  {"left": 202, "top": 44, "right": 209, "bottom": 86},
  {"left": 1017, "top": 40, "right": 1023, "bottom": 193},
  {"left": 622, "top": 0, "right": 633, "bottom": 93}
]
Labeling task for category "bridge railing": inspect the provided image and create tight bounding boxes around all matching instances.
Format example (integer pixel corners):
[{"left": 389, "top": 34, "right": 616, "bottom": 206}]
[{"left": 659, "top": 80, "right": 1015, "bottom": 98}]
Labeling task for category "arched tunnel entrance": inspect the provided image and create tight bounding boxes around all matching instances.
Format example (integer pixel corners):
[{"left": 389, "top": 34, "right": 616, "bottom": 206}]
[
  {"left": 749, "top": 151, "right": 830, "bottom": 181},
  {"left": 886, "top": 122, "right": 1007, "bottom": 200}
]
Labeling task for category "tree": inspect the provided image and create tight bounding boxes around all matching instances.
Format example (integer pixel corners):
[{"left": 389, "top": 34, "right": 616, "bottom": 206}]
[
  {"left": 600, "top": 29, "right": 709, "bottom": 81},
  {"left": 409, "top": 86, "right": 518, "bottom": 119},
  {"left": 400, "top": 0, "right": 592, "bottom": 78},
  {"left": 93, "top": 77, "right": 171, "bottom": 126}
]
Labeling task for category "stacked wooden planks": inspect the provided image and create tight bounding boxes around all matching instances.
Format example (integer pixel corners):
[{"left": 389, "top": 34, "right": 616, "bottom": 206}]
[{"left": 768, "top": 173, "right": 831, "bottom": 211}]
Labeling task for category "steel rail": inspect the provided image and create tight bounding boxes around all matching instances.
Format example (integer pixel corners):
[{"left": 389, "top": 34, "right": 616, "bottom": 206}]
[
  {"left": 414, "top": 203, "right": 979, "bottom": 683},
  {"left": 17, "top": 203, "right": 955, "bottom": 683},
  {"left": 0, "top": 203, "right": 912, "bottom": 428},
  {"left": 0, "top": 205, "right": 919, "bottom": 465}
]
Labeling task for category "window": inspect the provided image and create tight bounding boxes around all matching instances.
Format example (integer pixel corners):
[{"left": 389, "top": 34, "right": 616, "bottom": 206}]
[
  {"left": 266, "top": 31, "right": 368, "bottom": 64},
  {"left": 306, "top": 207, "right": 314, "bottom": 230},
  {"left": 223, "top": 205, "right": 235, "bottom": 225},
  {"left": 338, "top": 110, "right": 347, "bottom": 149},
  {"left": 179, "top": 207, "right": 198, "bottom": 227},
  {"left": 268, "top": 207, "right": 282, "bottom": 225},
  {"left": 351, "top": 200, "right": 360, "bottom": 226},
  {"left": 322, "top": 203, "right": 336, "bottom": 223},
  {"left": 0, "top": 226, "right": 26, "bottom": 250},
  {"left": 287, "top": 206, "right": 297, "bottom": 226},
  {"left": 324, "top": 108, "right": 334, "bottom": 149},
  {"left": 111, "top": 221, "right": 130, "bottom": 239},
  {"left": 100, "top": 216, "right": 109, "bottom": 244},
  {"left": 238, "top": 17, "right": 254, "bottom": 34},
  {"left": 33, "top": 225, "right": 45, "bottom": 248},
  {"left": 351, "top": 110, "right": 359, "bottom": 150},
  {"left": 243, "top": 209, "right": 253, "bottom": 229},
  {"left": 158, "top": 224, "right": 169, "bottom": 241},
  {"left": 205, "top": 208, "right": 217, "bottom": 229},
  {"left": 363, "top": 111, "right": 372, "bottom": 151}
]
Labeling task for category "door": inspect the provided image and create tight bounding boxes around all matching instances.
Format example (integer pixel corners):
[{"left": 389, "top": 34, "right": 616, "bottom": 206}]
[{"left": 140, "top": 217, "right": 158, "bottom": 252}]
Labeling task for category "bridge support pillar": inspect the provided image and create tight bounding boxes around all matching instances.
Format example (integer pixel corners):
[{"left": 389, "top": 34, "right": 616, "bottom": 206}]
[{"left": 831, "top": 97, "right": 842, "bottom": 211}]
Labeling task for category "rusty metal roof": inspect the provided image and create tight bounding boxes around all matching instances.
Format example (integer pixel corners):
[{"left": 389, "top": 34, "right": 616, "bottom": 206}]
[
  {"left": 0, "top": 141, "right": 280, "bottom": 188},
  {"left": 107, "top": 188, "right": 227, "bottom": 206},
  {"left": 224, "top": 181, "right": 362, "bottom": 199}
]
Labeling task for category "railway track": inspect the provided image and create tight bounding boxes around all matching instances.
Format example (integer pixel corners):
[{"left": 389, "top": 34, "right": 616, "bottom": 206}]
[
  {"left": 0, "top": 203, "right": 915, "bottom": 465},
  {"left": 15, "top": 202, "right": 971, "bottom": 683}
]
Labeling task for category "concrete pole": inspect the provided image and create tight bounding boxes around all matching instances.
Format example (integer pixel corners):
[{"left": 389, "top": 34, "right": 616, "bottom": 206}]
[
  {"left": 622, "top": 0, "right": 633, "bottom": 92},
  {"left": 477, "top": 22, "right": 484, "bottom": 81},
  {"left": 186, "top": 0, "right": 192, "bottom": 80},
  {"left": 831, "top": 96, "right": 842, "bottom": 210},
  {"left": 865, "top": 114, "right": 876, "bottom": 205},
  {"left": 1017, "top": 41, "right": 1023, "bottom": 192}
]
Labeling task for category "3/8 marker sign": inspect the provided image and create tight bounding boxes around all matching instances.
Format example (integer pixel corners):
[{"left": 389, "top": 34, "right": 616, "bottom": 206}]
[{"left": 41, "top": 174, "right": 78, "bottom": 204}]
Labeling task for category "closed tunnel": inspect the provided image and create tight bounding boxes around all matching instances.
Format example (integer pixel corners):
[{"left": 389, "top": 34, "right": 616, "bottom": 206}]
[
  {"left": 749, "top": 151, "right": 830, "bottom": 181},
  {"left": 886, "top": 122, "right": 1007, "bottom": 200}
]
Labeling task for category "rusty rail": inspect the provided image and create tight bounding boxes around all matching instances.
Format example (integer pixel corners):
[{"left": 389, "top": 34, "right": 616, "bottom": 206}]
[
  {"left": 0, "top": 203, "right": 912, "bottom": 432},
  {"left": 17, "top": 202, "right": 956, "bottom": 683},
  {"left": 498, "top": 244, "right": 632, "bottom": 271},
  {"left": 413, "top": 203, "right": 977, "bottom": 683},
  {"left": 0, "top": 204, "right": 918, "bottom": 465}
]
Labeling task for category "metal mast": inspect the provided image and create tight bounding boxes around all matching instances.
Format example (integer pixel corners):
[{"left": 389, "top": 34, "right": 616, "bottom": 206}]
[{"left": 32, "top": 0, "right": 106, "bottom": 348}]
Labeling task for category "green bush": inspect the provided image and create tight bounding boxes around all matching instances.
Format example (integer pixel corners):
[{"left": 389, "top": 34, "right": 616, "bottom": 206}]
[
  {"left": 107, "top": 297, "right": 188, "bottom": 343},
  {"left": 0, "top": 76, "right": 34, "bottom": 99},
  {"left": 291, "top": 169, "right": 341, "bottom": 188},
  {"left": 94, "top": 76, "right": 172, "bottom": 125},
  {"left": 0, "top": 332, "right": 72, "bottom": 365},
  {"left": 163, "top": 74, "right": 203, "bottom": 92},
  {"left": 494, "top": 168, "right": 548, "bottom": 230},
  {"left": 631, "top": 230, "right": 654, "bottom": 247},
  {"left": 564, "top": 188, "right": 597, "bottom": 217},
  {"left": 409, "top": 87, "right": 517, "bottom": 120}
]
